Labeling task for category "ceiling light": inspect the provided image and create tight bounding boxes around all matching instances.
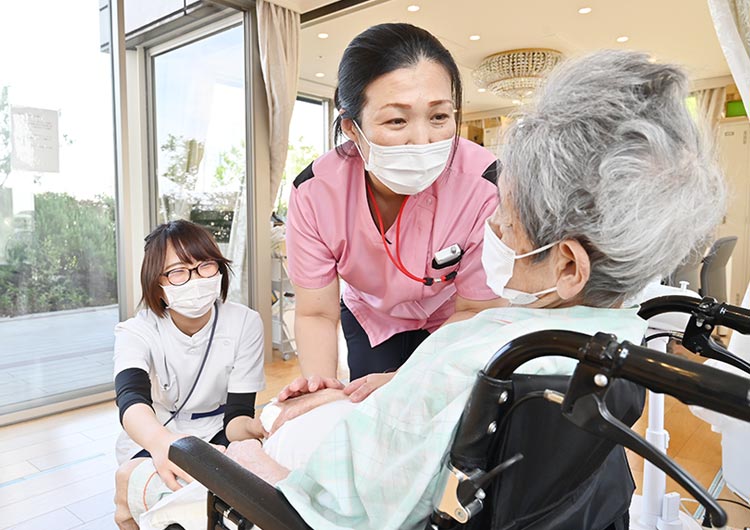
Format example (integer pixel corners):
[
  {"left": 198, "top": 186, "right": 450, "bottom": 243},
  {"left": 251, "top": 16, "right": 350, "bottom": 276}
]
[
  {"left": 478, "top": 88, "right": 486, "bottom": 93},
  {"left": 469, "top": 35, "right": 481, "bottom": 41},
  {"left": 317, "top": 33, "right": 329, "bottom": 39},
  {"left": 578, "top": 7, "right": 592, "bottom": 14},
  {"left": 407, "top": 5, "right": 420, "bottom": 12},
  {"left": 512, "top": 99, "right": 522, "bottom": 105},
  {"left": 315, "top": 72, "right": 325, "bottom": 78},
  {"left": 473, "top": 48, "right": 564, "bottom": 100},
  {"left": 616, "top": 36, "right": 629, "bottom": 43}
]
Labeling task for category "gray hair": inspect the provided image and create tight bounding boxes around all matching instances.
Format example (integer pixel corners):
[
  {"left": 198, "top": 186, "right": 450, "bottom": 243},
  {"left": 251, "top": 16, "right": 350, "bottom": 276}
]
[{"left": 501, "top": 50, "right": 727, "bottom": 307}]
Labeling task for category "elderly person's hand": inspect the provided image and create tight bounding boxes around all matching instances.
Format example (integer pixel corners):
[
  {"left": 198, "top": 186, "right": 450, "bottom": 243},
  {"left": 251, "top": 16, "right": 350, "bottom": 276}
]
[
  {"left": 225, "top": 439, "right": 290, "bottom": 485},
  {"left": 277, "top": 374, "right": 345, "bottom": 402},
  {"left": 270, "top": 387, "right": 348, "bottom": 434},
  {"left": 343, "top": 372, "right": 396, "bottom": 402}
]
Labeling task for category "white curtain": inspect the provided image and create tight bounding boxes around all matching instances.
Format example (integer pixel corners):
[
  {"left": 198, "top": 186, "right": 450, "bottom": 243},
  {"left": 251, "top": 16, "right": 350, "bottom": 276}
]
[
  {"left": 226, "top": 1, "right": 300, "bottom": 305},
  {"left": 708, "top": 0, "right": 750, "bottom": 119},
  {"left": 692, "top": 86, "right": 727, "bottom": 128},
  {"left": 256, "top": 0, "right": 300, "bottom": 208}
]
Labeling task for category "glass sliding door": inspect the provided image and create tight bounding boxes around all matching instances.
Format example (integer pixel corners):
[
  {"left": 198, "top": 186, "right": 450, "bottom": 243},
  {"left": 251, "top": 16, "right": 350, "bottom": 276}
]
[
  {"left": 274, "top": 97, "right": 330, "bottom": 220},
  {"left": 0, "top": 2, "right": 118, "bottom": 416},
  {"left": 150, "top": 22, "right": 249, "bottom": 302}
]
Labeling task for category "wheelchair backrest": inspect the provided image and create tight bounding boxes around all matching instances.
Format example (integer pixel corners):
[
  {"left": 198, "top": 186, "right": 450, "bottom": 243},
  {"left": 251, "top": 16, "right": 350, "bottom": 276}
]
[{"left": 467, "top": 374, "right": 645, "bottom": 530}]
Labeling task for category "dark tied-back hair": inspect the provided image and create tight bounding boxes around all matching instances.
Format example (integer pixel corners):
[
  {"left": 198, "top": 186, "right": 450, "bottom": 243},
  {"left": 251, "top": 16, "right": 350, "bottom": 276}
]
[
  {"left": 140, "top": 219, "right": 232, "bottom": 317},
  {"left": 333, "top": 23, "right": 463, "bottom": 157}
]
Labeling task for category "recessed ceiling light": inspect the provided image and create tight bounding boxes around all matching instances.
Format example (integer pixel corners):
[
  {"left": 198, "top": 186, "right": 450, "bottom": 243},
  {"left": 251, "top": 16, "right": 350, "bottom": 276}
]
[
  {"left": 315, "top": 72, "right": 325, "bottom": 78},
  {"left": 478, "top": 88, "right": 486, "bottom": 93},
  {"left": 469, "top": 35, "right": 481, "bottom": 41},
  {"left": 616, "top": 36, "right": 629, "bottom": 43},
  {"left": 317, "top": 32, "right": 329, "bottom": 39},
  {"left": 407, "top": 5, "right": 420, "bottom": 12},
  {"left": 578, "top": 7, "right": 592, "bottom": 14}
]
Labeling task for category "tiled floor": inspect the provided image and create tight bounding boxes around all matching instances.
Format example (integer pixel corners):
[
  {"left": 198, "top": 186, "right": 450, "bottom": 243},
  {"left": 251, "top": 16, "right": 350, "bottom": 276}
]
[{"left": 2, "top": 354, "right": 749, "bottom": 529}]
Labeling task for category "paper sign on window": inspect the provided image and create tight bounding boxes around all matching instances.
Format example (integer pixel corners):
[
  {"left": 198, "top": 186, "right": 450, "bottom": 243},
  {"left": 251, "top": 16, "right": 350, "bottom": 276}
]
[{"left": 10, "top": 106, "right": 60, "bottom": 173}]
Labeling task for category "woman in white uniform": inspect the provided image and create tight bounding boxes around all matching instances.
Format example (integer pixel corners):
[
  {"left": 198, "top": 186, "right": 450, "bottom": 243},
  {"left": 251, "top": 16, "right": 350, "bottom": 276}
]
[{"left": 112, "top": 220, "right": 266, "bottom": 530}]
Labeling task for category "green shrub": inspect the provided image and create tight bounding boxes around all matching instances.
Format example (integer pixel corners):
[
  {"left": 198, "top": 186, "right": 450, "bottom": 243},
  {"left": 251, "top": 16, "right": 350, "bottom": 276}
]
[{"left": 0, "top": 192, "right": 117, "bottom": 317}]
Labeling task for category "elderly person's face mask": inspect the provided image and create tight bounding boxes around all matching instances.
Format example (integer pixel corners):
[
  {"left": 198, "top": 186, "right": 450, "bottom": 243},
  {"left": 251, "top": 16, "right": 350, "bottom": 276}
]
[{"left": 481, "top": 219, "right": 560, "bottom": 305}]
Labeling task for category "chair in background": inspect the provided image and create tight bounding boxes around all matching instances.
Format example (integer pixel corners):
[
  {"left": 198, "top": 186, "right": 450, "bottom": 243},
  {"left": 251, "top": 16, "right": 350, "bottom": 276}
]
[
  {"left": 667, "top": 250, "right": 703, "bottom": 292},
  {"left": 667, "top": 236, "right": 738, "bottom": 303},
  {"left": 700, "top": 236, "right": 738, "bottom": 304}
]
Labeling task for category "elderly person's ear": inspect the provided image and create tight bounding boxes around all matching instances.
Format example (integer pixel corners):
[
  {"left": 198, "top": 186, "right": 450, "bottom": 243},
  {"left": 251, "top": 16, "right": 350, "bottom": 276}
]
[{"left": 554, "top": 240, "right": 591, "bottom": 301}]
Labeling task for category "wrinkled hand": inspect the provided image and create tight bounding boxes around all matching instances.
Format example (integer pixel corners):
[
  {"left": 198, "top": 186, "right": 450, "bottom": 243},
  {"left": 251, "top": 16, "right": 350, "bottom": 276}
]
[
  {"left": 225, "top": 439, "right": 266, "bottom": 471},
  {"left": 277, "top": 375, "right": 344, "bottom": 402},
  {"left": 343, "top": 372, "right": 396, "bottom": 403},
  {"left": 271, "top": 388, "right": 348, "bottom": 434},
  {"left": 225, "top": 439, "right": 290, "bottom": 485},
  {"left": 151, "top": 432, "right": 193, "bottom": 491}
]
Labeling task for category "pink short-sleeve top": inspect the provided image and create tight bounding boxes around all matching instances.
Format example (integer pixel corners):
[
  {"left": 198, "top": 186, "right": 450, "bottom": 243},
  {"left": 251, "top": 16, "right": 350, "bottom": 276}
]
[{"left": 286, "top": 137, "right": 499, "bottom": 346}]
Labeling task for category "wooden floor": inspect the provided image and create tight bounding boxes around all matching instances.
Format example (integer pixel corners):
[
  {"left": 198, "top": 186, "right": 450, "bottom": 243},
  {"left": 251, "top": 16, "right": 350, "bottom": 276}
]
[
  {"left": 1, "top": 355, "right": 749, "bottom": 529},
  {"left": 0, "top": 356, "right": 301, "bottom": 530}
]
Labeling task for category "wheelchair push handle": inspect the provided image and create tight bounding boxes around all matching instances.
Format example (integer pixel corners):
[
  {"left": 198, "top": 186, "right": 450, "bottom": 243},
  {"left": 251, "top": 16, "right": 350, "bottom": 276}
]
[
  {"left": 484, "top": 329, "right": 750, "bottom": 421},
  {"left": 638, "top": 295, "right": 750, "bottom": 334},
  {"left": 587, "top": 336, "right": 750, "bottom": 423},
  {"left": 717, "top": 303, "right": 750, "bottom": 334},
  {"left": 637, "top": 295, "right": 750, "bottom": 376}
]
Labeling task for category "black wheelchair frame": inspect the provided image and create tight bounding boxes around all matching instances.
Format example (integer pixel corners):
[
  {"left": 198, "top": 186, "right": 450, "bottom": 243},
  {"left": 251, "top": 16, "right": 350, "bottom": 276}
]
[{"left": 168, "top": 295, "right": 750, "bottom": 530}]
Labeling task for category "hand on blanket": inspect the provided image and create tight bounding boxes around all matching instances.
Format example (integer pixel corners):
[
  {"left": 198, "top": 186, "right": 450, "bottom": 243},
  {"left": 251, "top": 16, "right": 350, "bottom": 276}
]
[
  {"left": 277, "top": 375, "right": 344, "bottom": 402},
  {"left": 225, "top": 439, "right": 290, "bottom": 485},
  {"left": 343, "top": 372, "right": 396, "bottom": 402},
  {"left": 270, "top": 388, "right": 348, "bottom": 434}
]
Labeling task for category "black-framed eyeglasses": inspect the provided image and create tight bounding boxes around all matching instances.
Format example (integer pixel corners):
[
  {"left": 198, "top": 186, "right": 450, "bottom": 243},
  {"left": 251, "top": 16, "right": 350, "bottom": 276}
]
[{"left": 162, "top": 261, "right": 220, "bottom": 286}]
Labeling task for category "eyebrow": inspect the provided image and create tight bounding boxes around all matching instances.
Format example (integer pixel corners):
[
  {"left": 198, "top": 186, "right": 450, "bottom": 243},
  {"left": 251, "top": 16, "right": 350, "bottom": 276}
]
[
  {"left": 163, "top": 261, "right": 187, "bottom": 271},
  {"left": 378, "top": 99, "right": 454, "bottom": 111}
]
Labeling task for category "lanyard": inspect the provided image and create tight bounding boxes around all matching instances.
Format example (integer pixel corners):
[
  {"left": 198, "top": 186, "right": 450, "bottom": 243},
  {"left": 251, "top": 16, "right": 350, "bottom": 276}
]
[
  {"left": 163, "top": 301, "right": 219, "bottom": 427},
  {"left": 366, "top": 181, "right": 457, "bottom": 286}
]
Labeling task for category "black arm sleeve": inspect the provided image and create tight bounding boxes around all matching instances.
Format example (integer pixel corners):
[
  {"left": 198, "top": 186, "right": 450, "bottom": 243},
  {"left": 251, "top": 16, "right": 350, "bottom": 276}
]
[
  {"left": 114, "top": 368, "right": 153, "bottom": 425},
  {"left": 223, "top": 392, "right": 257, "bottom": 430}
]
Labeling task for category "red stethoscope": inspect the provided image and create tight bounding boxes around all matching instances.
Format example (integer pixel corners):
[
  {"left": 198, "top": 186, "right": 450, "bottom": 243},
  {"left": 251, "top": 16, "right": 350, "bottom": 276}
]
[{"left": 366, "top": 181, "right": 458, "bottom": 286}]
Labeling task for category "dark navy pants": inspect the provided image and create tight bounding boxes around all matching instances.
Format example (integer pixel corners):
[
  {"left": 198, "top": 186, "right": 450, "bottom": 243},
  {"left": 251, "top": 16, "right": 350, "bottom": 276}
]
[{"left": 340, "top": 301, "right": 430, "bottom": 380}]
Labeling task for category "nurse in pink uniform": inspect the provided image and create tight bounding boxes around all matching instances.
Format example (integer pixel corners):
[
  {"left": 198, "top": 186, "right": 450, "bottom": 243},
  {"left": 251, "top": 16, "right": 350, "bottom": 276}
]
[{"left": 282, "top": 23, "right": 501, "bottom": 403}]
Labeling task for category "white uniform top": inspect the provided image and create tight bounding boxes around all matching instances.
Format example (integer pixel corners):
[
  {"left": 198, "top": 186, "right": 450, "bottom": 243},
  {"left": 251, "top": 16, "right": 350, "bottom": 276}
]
[{"left": 113, "top": 301, "right": 265, "bottom": 463}]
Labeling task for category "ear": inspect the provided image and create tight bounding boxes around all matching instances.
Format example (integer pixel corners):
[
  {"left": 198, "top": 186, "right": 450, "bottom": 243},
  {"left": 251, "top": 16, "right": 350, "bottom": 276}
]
[
  {"left": 340, "top": 111, "right": 358, "bottom": 142},
  {"left": 553, "top": 239, "right": 590, "bottom": 301}
]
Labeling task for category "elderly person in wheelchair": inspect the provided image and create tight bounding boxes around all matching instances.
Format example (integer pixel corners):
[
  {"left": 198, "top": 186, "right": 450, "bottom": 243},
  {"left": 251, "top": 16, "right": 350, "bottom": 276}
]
[{"left": 164, "top": 50, "right": 727, "bottom": 530}]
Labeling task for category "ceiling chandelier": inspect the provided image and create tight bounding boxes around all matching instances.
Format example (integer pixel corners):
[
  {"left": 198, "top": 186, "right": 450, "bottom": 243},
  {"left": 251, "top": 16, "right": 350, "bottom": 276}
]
[{"left": 473, "top": 48, "right": 563, "bottom": 101}]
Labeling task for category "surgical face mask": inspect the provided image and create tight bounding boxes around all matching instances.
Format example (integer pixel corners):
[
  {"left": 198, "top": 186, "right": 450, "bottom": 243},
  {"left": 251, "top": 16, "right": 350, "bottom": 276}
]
[
  {"left": 352, "top": 120, "right": 453, "bottom": 195},
  {"left": 481, "top": 220, "right": 558, "bottom": 305},
  {"left": 162, "top": 274, "right": 222, "bottom": 319}
]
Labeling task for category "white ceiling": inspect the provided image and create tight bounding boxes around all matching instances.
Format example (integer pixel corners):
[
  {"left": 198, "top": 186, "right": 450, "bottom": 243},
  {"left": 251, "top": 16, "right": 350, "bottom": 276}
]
[{"left": 287, "top": 0, "right": 730, "bottom": 115}]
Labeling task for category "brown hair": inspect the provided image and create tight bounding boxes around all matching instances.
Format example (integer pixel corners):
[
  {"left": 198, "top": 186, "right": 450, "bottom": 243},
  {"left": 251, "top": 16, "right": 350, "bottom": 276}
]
[{"left": 140, "top": 220, "right": 232, "bottom": 317}]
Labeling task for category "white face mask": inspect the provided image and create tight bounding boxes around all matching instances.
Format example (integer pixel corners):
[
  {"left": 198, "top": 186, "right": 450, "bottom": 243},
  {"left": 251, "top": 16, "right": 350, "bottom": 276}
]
[
  {"left": 481, "top": 220, "right": 558, "bottom": 305},
  {"left": 162, "top": 274, "right": 222, "bottom": 319},
  {"left": 352, "top": 120, "right": 453, "bottom": 195}
]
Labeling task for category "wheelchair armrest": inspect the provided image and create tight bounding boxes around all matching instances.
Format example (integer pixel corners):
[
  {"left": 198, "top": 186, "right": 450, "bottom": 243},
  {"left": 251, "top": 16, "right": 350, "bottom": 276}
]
[{"left": 169, "top": 437, "right": 312, "bottom": 530}]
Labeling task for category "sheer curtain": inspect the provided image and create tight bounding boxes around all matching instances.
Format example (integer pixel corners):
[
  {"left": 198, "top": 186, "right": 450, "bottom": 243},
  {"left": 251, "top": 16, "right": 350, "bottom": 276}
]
[
  {"left": 227, "top": 1, "right": 300, "bottom": 305},
  {"left": 692, "top": 86, "right": 727, "bottom": 129},
  {"left": 708, "top": 0, "right": 750, "bottom": 116},
  {"left": 257, "top": 0, "right": 300, "bottom": 207}
]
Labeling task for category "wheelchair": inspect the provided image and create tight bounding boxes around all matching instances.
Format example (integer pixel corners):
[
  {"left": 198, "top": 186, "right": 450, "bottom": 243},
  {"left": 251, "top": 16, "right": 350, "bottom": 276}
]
[{"left": 168, "top": 295, "right": 750, "bottom": 530}]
